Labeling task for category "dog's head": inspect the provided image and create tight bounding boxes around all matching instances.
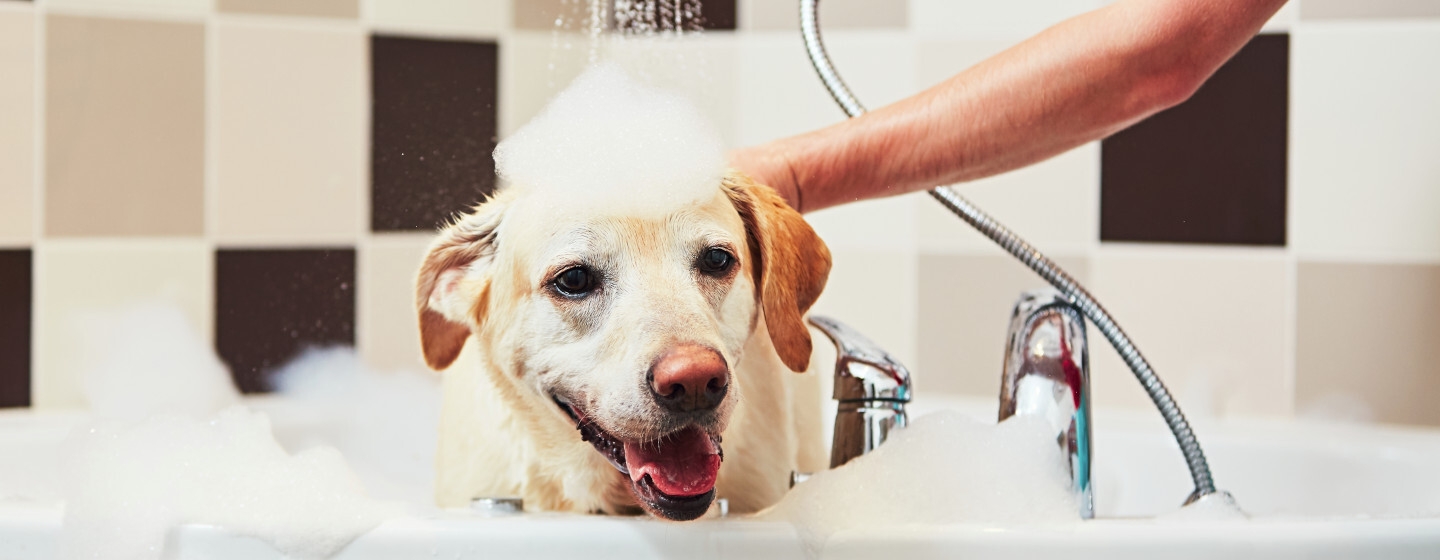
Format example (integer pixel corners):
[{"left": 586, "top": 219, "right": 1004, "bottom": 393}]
[{"left": 415, "top": 172, "right": 830, "bottom": 520}]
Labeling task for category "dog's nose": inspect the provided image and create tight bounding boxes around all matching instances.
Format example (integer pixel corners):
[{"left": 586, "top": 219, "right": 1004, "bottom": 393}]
[{"left": 649, "top": 345, "right": 729, "bottom": 413}]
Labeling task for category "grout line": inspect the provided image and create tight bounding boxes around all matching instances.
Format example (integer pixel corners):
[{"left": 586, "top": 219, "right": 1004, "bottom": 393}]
[
  {"left": 29, "top": 0, "right": 45, "bottom": 409},
  {"left": 203, "top": 1, "right": 219, "bottom": 346}
]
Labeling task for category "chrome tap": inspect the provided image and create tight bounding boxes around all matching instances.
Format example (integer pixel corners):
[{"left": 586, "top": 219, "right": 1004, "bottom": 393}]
[
  {"left": 808, "top": 315, "right": 912, "bottom": 469},
  {"left": 999, "top": 290, "right": 1094, "bottom": 518}
]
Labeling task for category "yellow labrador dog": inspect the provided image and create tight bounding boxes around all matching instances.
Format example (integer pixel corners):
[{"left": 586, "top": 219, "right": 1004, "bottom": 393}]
[{"left": 415, "top": 172, "right": 830, "bottom": 520}]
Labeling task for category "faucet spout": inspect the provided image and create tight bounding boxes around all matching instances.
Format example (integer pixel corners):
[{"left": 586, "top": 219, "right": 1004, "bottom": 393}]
[
  {"left": 999, "top": 290, "right": 1094, "bottom": 518},
  {"left": 808, "top": 315, "right": 912, "bottom": 469}
]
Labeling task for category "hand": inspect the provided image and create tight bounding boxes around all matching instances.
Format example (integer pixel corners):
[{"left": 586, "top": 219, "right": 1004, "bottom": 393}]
[{"left": 729, "top": 143, "right": 803, "bottom": 212}]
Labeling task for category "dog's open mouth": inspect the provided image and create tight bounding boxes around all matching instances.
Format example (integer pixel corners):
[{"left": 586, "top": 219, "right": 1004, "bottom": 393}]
[{"left": 554, "top": 396, "right": 722, "bottom": 521}]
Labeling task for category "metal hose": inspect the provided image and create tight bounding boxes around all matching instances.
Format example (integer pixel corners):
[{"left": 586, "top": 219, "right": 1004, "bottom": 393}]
[{"left": 798, "top": 0, "right": 1216, "bottom": 500}]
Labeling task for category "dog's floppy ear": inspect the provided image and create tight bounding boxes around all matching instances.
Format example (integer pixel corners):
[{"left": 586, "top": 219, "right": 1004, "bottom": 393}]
[
  {"left": 415, "top": 195, "right": 511, "bottom": 370},
  {"left": 723, "top": 172, "right": 831, "bottom": 372}
]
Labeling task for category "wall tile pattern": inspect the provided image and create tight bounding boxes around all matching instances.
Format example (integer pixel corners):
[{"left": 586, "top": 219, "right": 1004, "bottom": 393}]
[{"left": 0, "top": 0, "right": 1436, "bottom": 434}]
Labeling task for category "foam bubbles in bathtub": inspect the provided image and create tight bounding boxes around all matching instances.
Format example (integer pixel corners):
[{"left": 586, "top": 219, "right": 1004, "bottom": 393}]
[
  {"left": 62, "top": 406, "right": 400, "bottom": 560},
  {"left": 493, "top": 62, "right": 727, "bottom": 216},
  {"left": 762, "top": 411, "right": 1078, "bottom": 553}
]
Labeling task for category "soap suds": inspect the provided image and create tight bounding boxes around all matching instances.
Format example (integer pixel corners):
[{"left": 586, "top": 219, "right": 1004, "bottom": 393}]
[
  {"left": 45, "top": 302, "right": 403, "bottom": 560},
  {"left": 493, "top": 62, "right": 727, "bottom": 216},
  {"left": 763, "top": 411, "right": 1079, "bottom": 553},
  {"left": 61, "top": 407, "right": 400, "bottom": 560},
  {"left": 270, "top": 348, "right": 441, "bottom": 505}
]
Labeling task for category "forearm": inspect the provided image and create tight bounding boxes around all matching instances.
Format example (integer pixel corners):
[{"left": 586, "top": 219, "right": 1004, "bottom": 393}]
[{"left": 740, "top": 0, "right": 1288, "bottom": 212}]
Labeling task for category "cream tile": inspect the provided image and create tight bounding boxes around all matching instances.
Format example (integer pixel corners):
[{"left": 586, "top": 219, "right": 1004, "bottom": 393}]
[
  {"left": 512, "top": 0, "right": 576, "bottom": 31},
  {"left": 46, "top": 0, "right": 213, "bottom": 16},
  {"left": 498, "top": 31, "right": 591, "bottom": 138},
  {"left": 34, "top": 240, "right": 212, "bottom": 409},
  {"left": 735, "top": 31, "right": 916, "bottom": 147},
  {"left": 369, "top": 0, "right": 507, "bottom": 36},
  {"left": 1292, "top": 22, "right": 1440, "bottom": 261},
  {"left": 214, "top": 22, "right": 364, "bottom": 244},
  {"left": 45, "top": 15, "right": 205, "bottom": 238},
  {"left": 804, "top": 192, "right": 921, "bottom": 253},
  {"left": 916, "top": 253, "right": 1089, "bottom": 398},
  {"left": 739, "top": 0, "right": 907, "bottom": 31},
  {"left": 1295, "top": 262, "right": 1440, "bottom": 427},
  {"left": 1085, "top": 249, "right": 1290, "bottom": 418},
  {"left": 917, "top": 143, "right": 1099, "bottom": 255},
  {"left": 358, "top": 234, "right": 431, "bottom": 373},
  {"left": 1301, "top": 0, "right": 1440, "bottom": 20},
  {"left": 809, "top": 248, "right": 917, "bottom": 370},
  {"left": 0, "top": 10, "right": 34, "bottom": 245},
  {"left": 219, "top": 0, "right": 357, "bottom": 18},
  {"left": 911, "top": 0, "right": 1105, "bottom": 41}
]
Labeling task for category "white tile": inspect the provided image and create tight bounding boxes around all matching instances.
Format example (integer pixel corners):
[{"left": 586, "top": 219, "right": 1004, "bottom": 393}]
[
  {"left": 911, "top": 0, "right": 1105, "bottom": 41},
  {"left": 214, "top": 22, "right": 365, "bottom": 244},
  {"left": 366, "top": 0, "right": 507, "bottom": 37},
  {"left": 734, "top": 31, "right": 916, "bottom": 147},
  {"left": 0, "top": 10, "right": 34, "bottom": 245},
  {"left": 1291, "top": 22, "right": 1440, "bottom": 261},
  {"left": 34, "top": 240, "right": 212, "bottom": 408},
  {"left": 358, "top": 234, "right": 432, "bottom": 373},
  {"left": 739, "top": 0, "right": 908, "bottom": 31},
  {"left": 809, "top": 248, "right": 918, "bottom": 369},
  {"left": 1085, "top": 248, "right": 1290, "bottom": 418}
]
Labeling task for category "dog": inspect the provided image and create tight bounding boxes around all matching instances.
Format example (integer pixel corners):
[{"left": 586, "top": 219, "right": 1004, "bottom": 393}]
[{"left": 414, "top": 171, "right": 832, "bottom": 520}]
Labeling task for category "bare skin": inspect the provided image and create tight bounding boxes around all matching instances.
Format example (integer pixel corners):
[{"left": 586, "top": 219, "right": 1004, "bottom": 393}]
[{"left": 730, "top": 0, "right": 1291, "bottom": 213}]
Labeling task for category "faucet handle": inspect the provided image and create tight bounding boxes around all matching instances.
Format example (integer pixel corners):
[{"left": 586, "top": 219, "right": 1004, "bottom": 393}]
[{"left": 808, "top": 315, "right": 912, "bottom": 402}]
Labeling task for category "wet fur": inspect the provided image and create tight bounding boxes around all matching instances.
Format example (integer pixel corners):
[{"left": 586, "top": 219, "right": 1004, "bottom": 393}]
[{"left": 416, "top": 172, "right": 831, "bottom": 515}]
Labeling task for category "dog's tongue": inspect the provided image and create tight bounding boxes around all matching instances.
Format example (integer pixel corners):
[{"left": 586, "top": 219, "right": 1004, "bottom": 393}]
[{"left": 623, "top": 427, "right": 721, "bottom": 497}]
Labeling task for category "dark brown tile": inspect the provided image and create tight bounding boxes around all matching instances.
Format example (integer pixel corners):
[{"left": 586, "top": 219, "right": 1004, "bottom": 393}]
[
  {"left": 371, "top": 35, "right": 498, "bottom": 232},
  {"left": 700, "top": 0, "right": 736, "bottom": 30},
  {"left": 0, "top": 250, "right": 30, "bottom": 408},
  {"left": 216, "top": 249, "right": 354, "bottom": 393},
  {"left": 1101, "top": 34, "right": 1289, "bottom": 246}
]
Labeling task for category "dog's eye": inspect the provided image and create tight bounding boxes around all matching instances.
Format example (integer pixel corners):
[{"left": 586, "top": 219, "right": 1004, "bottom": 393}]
[
  {"left": 699, "top": 248, "right": 734, "bottom": 275},
  {"left": 553, "top": 266, "right": 596, "bottom": 297}
]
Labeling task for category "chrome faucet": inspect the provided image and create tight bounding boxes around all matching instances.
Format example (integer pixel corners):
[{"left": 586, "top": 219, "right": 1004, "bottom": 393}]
[
  {"left": 808, "top": 315, "right": 912, "bottom": 469},
  {"left": 999, "top": 290, "right": 1094, "bottom": 518}
]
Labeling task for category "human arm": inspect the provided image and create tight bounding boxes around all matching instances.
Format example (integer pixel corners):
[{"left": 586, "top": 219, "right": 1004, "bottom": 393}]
[{"left": 730, "top": 0, "right": 1291, "bottom": 213}]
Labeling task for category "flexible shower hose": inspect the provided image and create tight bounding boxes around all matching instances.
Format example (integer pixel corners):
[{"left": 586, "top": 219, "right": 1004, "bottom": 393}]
[{"left": 798, "top": 0, "right": 1217, "bottom": 501}]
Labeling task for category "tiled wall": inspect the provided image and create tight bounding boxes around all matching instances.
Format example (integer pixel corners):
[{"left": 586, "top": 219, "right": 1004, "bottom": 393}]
[{"left": 0, "top": 0, "right": 1437, "bottom": 427}]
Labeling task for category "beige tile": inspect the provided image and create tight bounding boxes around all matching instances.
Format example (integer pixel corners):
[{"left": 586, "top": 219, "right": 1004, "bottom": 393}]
[
  {"left": 219, "top": 0, "right": 357, "bottom": 18},
  {"left": 1295, "top": 262, "right": 1440, "bottom": 427},
  {"left": 1086, "top": 249, "right": 1290, "bottom": 418},
  {"left": 740, "top": 0, "right": 906, "bottom": 30},
  {"left": 371, "top": 0, "right": 506, "bottom": 36},
  {"left": 1301, "top": 0, "right": 1440, "bottom": 20},
  {"left": 806, "top": 192, "right": 921, "bottom": 253},
  {"left": 912, "top": 0, "right": 1105, "bottom": 41},
  {"left": 358, "top": 234, "right": 431, "bottom": 373},
  {"left": 810, "top": 248, "right": 918, "bottom": 369},
  {"left": 1292, "top": 23, "right": 1440, "bottom": 261},
  {"left": 214, "top": 22, "right": 363, "bottom": 244},
  {"left": 0, "top": 10, "right": 34, "bottom": 245},
  {"left": 45, "top": 15, "right": 205, "bottom": 238},
  {"left": 34, "top": 240, "right": 212, "bottom": 408},
  {"left": 513, "top": 0, "right": 582, "bottom": 31},
  {"left": 916, "top": 253, "right": 1089, "bottom": 397}
]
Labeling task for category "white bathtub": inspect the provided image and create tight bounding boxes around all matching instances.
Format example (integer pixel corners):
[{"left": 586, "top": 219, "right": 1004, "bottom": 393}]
[{"left": 3, "top": 396, "right": 1438, "bottom": 559}]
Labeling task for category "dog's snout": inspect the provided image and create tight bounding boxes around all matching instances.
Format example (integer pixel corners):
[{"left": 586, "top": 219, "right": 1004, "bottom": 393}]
[{"left": 649, "top": 345, "right": 729, "bottom": 413}]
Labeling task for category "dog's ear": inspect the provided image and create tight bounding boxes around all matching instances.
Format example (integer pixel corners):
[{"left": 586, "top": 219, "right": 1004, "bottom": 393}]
[
  {"left": 723, "top": 172, "right": 831, "bottom": 372},
  {"left": 415, "top": 195, "right": 511, "bottom": 371}
]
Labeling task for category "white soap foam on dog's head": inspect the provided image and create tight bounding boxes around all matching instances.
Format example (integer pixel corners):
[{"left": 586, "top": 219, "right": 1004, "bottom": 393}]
[
  {"left": 763, "top": 411, "right": 1079, "bottom": 554},
  {"left": 493, "top": 62, "right": 727, "bottom": 215}
]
